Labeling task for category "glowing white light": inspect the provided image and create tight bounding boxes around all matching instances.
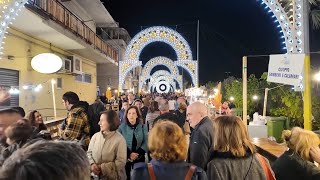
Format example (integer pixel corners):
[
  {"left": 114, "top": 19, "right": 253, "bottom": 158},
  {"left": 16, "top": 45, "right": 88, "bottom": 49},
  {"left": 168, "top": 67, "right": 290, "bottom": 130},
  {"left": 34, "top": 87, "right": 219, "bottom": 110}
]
[
  {"left": 253, "top": 95, "right": 259, "bottom": 100},
  {"left": 34, "top": 84, "right": 43, "bottom": 92},
  {"left": 31, "top": 53, "right": 63, "bottom": 74},
  {"left": 214, "top": 88, "right": 219, "bottom": 93},
  {"left": 9, "top": 88, "right": 19, "bottom": 94},
  {"left": 297, "top": 30, "right": 302, "bottom": 36},
  {"left": 315, "top": 72, "right": 320, "bottom": 81},
  {"left": 22, "top": 85, "right": 29, "bottom": 90},
  {"left": 229, "top": 97, "right": 235, "bottom": 101}
]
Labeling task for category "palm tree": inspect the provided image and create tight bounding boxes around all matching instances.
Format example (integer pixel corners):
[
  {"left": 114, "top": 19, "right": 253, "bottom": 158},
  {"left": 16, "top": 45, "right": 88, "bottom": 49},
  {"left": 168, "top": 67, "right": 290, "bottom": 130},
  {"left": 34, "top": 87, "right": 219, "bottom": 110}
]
[{"left": 281, "top": 0, "right": 320, "bottom": 29}]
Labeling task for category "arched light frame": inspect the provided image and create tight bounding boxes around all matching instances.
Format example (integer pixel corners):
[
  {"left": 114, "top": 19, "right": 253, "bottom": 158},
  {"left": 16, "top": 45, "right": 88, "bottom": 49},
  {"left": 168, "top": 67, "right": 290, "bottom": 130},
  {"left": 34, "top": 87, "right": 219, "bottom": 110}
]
[
  {"left": 120, "top": 26, "right": 198, "bottom": 90},
  {"left": 124, "top": 26, "right": 193, "bottom": 62},
  {"left": 150, "top": 76, "right": 175, "bottom": 93},
  {"left": 149, "top": 70, "right": 183, "bottom": 90},
  {"left": 148, "top": 70, "right": 178, "bottom": 92},
  {"left": 155, "top": 80, "right": 172, "bottom": 93},
  {"left": 149, "top": 75, "right": 175, "bottom": 92},
  {"left": 139, "top": 57, "right": 182, "bottom": 90},
  {"left": 0, "top": 0, "right": 28, "bottom": 56},
  {"left": 119, "top": 60, "right": 142, "bottom": 88},
  {"left": 259, "top": 0, "right": 305, "bottom": 53},
  {"left": 174, "top": 60, "right": 198, "bottom": 86}
]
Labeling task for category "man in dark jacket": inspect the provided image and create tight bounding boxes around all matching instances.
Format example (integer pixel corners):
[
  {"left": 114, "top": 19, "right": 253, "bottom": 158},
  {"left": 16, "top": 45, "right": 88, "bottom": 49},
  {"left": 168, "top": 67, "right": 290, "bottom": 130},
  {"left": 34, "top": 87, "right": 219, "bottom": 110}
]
[
  {"left": 87, "top": 99, "right": 105, "bottom": 137},
  {"left": 187, "top": 102, "right": 214, "bottom": 170},
  {"left": 153, "top": 99, "right": 183, "bottom": 129},
  {"left": 61, "top": 91, "right": 90, "bottom": 148}
]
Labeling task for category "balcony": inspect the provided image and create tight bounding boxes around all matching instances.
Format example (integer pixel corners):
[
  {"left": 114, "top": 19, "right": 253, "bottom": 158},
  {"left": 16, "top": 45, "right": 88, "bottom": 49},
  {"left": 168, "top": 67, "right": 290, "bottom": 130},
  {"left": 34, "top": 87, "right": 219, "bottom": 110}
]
[{"left": 25, "top": 0, "right": 118, "bottom": 63}]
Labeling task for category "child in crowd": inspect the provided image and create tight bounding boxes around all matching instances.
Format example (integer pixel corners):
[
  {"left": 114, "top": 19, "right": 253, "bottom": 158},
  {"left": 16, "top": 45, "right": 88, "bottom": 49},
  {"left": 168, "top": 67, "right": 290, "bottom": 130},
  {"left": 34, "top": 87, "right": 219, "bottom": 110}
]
[{"left": 0, "top": 121, "right": 33, "bottom": 165}]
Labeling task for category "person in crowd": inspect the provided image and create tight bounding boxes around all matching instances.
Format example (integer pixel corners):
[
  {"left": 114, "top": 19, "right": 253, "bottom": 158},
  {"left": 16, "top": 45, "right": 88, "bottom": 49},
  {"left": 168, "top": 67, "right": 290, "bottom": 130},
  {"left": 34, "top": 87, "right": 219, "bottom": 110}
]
[
  {"left": 87, "top": 110, "right": 127, "bottom": 180},
  {"left": 134, "top": 99, "right": 147, "bottom": 123},
  {"left": 142, "top": 98, "right": 149, "bottom": 109},
  {"left": 119, "top": 100, "right": 129, "bottom": 123},
  {"left": 175, "top": 101, "right": 191, "bottom": 144},
  {"left": 145, "top": 101, "right": 160, "bottom": 131},
  {"left": 118, "top": 106, "right": 148, "bottom": 180},
  {"left": 0, "top": 108, "right": 23, "bottom": 152},
  {"left": 0, "top": 140, "right": 90, "bottom": 180},
  {"left": 175, "top": 96, "right": 187, "bottom": 110},
  {"left": 100, "top": 93, "right": 107, "bottom": 104},
  {"left": 131, "top": 121, "right": 207, "bottom": 180},
  {"left": 187, "top": 102, "right": 214, "bottom": 170},
  {"left": 0, "top": 121, "right": 33, "bottom": 165},
  {"left": 227, "top": 101, "right": 236, "bottom": 109},
  {"left": 168, "top": 98, "right": 176, "bottom": 112},
  {"left": 219, "top": 101, "right": 231, "bottom": 115},
  {"left": 153, "top": 99, "right": 183, "bottom": 129},
  {"left": 11, "top": 107, "right": 25, "bottom": 118},
  {"left": 60, "top": 91, "right": 90, "bottom": 149},
  {"left": 127, "top": 92, "right": 135, "bottom": 106},
  {"left": 272, "top": 127, "right": 320, "bottom": 180},
  {"left": 28, "top": 110, "right": 47, "bottom": 133},
  {"left": 207, "top": 116, "right": 273, "bottom": 179},
  {"left": 141, "top": 101, "right": 148, "bottom": 122},
  {"left": 88, "top": 98, "right": 105, "bottom": 137}
]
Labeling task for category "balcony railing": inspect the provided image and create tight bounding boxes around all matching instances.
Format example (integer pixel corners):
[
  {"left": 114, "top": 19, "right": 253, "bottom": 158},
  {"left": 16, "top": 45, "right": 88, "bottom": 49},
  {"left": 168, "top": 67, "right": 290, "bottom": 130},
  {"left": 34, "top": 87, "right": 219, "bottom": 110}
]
[{"left": 27, "top": 0, "right": 119, "bottom": 62}]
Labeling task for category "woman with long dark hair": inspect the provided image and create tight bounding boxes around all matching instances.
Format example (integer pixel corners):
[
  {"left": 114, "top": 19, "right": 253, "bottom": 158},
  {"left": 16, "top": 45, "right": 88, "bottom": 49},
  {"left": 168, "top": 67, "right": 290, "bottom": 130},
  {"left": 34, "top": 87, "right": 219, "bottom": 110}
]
[
  {"left": 28, "top": 110, "right": 47, "bottom": 132},
  {"left": 118, "top": 106, "right": 148, "bottom": 180}
]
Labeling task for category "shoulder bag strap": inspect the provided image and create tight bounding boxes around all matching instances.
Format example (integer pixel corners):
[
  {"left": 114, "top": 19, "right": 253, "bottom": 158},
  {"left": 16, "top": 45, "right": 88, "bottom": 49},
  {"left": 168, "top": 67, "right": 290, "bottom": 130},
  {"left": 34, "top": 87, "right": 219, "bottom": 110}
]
[
  {"left": 184, "top": 165, "right": 196, "bottom": 180},
  {"left": 256, "top": 154, "right": 276, "bottom": 180},
  {"left": 147, "top": 163, "right": 156, "bottom": 180}
]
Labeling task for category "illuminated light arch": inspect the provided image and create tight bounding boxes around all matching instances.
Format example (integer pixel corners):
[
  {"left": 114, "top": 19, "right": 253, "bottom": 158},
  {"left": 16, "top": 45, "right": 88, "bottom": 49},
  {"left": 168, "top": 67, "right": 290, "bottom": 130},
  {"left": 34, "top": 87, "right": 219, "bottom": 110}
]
[
  {"left": 149, "top": 71, "right": 177, "bottom": 91},
  {"left": 174, "top": 60, "right": 198, "bottom": 86},
  {"left": 259, "top": 0, "right": 305, "bottom": 53},
  {"left": 124, "top": 26, "right": 193, "bottom": 62},
  {"left": 139, "top": 57, "right": 182, "bottom": 90},
  {"left": 149, "top": 76, "right": 175, "bottom": 93},
  {"left": 119, "top": 60, "right": 142, "bottom": 88},
  {"left": 149, "top": 70, "right": 182, "bottom": 89},
  {"left": 155, "top": 81, "right": 173, "bottom": 93},
  {"left": 120, "top": 26, "right": 198, "bottom": 90},
  {"left": 0, "top": 0, "right": 28, "bottom": 56}
]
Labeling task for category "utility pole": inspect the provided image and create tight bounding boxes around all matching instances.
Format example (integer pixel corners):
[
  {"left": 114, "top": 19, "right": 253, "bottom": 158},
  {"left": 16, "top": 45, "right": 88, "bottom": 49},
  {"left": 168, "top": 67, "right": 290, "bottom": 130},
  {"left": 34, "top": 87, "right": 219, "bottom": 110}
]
[{"left": 197, "top": 20, "right": 200, "bottom": 87}]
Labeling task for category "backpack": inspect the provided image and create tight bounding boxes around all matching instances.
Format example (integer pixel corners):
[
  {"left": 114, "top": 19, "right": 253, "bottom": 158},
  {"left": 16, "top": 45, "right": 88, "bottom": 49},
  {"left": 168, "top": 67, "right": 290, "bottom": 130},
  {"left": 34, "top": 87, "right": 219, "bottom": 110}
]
[{"left": 147, "top": 163, "right": 196, "bottom": 180}]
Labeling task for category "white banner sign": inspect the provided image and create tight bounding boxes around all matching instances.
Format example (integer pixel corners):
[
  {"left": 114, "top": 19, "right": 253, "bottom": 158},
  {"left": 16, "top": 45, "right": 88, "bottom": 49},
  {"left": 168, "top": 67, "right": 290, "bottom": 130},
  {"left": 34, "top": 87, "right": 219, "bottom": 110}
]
[{"left": 267, "top": 54, "right": 305, "bottom": 86}]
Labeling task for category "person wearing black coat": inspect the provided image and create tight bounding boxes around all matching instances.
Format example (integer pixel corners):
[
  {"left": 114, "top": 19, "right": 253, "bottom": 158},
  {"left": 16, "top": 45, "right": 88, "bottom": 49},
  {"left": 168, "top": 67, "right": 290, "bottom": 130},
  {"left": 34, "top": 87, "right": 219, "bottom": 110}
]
[
  {"left": 187, "top": 102, "right": 214, "bottom": 170},
  {"left": 87, "top": 99, "right": 105, "bottom": 137}
]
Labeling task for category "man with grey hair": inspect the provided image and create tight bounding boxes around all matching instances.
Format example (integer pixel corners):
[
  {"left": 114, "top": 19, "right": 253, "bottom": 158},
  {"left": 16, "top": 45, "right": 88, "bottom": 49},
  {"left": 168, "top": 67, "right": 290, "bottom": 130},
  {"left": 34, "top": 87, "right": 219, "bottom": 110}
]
[
  {"left": 187, "top": 101, "right": 214, "bottom": 170},
  {"left": 152, "top": 99, "right": 183, "bottom": 128},
  {"left": 0, "top": 140, "right": 90, "bottom": 180}
]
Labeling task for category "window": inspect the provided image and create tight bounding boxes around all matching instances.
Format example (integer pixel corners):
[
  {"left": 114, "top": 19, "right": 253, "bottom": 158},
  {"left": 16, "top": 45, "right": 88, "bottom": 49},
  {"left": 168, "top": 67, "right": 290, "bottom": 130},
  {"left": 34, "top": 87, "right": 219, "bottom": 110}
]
[
  {"left": 75, "top": 73, "right": 92, "bottom": 83},
  {"left": 57, "top": 78, "right": 62, "bottom": 89},
  {"left": 0, "top": 68, "right": 19, "bottom": 108}
]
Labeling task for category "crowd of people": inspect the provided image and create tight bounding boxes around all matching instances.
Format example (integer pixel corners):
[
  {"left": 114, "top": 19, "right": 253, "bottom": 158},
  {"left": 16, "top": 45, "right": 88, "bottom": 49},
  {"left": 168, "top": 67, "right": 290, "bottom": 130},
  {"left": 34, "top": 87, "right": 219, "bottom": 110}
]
[{"left": 0, "top": 91, "right": 319, "bottom": 180}]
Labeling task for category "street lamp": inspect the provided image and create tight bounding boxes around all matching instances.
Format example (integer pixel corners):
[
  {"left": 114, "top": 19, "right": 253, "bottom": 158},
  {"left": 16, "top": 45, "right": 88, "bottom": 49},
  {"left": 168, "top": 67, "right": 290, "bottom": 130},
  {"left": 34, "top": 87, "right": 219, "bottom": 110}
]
[
  {"left": 252, "top": 95, "right": 259, "bottom": 100},
  {"left": 229, "top": 96, "right": 235, "bottom": 101},
  {"left": 315, "top": 71, "right": 320, "bottom": 81}
]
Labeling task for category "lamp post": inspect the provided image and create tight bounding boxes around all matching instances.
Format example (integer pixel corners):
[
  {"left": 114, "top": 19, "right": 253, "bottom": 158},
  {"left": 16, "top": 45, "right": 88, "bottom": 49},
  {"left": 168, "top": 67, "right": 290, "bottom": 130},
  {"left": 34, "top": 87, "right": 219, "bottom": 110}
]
[{"left": 51, "top": 79, "right": 57, "bottom": 119}]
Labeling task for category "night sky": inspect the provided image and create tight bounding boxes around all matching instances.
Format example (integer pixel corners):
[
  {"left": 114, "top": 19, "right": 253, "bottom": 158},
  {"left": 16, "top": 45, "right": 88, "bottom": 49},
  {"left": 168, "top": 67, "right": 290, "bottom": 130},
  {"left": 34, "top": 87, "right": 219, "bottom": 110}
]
[{"left": 104, "top": 0, "right": 320, "bottom": 84}]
